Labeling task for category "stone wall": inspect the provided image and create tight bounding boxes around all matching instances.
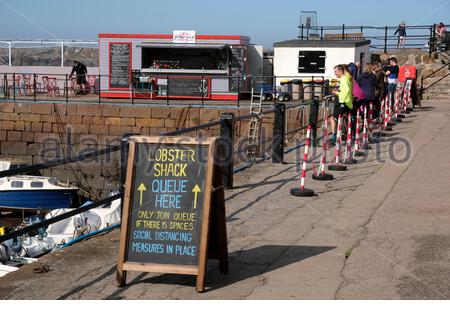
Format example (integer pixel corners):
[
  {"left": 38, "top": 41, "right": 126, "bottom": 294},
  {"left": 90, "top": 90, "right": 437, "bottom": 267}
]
[{"left": 0, "top": 102, "right": 307, "bottom": 198}]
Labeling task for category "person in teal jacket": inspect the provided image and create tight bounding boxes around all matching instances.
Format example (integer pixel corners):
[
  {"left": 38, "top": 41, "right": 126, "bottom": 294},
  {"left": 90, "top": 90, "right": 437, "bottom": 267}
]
[{"left": 329, "top": 64, "right": 353, "bottom": 145}]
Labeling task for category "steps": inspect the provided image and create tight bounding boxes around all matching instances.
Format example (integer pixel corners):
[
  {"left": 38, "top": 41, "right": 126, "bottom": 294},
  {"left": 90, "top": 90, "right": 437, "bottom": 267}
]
[{"left": 386, "top": 50, "right": 450, "bottom": 100}]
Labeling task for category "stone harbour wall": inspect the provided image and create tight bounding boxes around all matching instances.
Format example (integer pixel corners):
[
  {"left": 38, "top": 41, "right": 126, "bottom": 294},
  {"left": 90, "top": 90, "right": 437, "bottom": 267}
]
[{"left": 0, "top": 102, "right": 307, "bottom": 198}]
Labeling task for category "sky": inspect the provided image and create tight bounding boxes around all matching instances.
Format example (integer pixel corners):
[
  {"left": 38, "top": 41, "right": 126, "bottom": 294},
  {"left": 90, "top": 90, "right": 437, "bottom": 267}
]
[{"left": 0, "top": 0, "right": 449, "bottom": 47}]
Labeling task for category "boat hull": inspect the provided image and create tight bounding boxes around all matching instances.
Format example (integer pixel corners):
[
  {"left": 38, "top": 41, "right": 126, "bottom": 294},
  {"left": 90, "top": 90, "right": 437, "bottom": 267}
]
[{"left": 0, "top": 190, "right": 77, "bottom": 210}]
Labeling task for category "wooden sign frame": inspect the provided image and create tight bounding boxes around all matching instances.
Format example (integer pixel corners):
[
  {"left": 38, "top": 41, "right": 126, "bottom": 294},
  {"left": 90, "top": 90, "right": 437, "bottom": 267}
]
[{"left": 116, "top": 136, "right": 228, "bottom": 292}]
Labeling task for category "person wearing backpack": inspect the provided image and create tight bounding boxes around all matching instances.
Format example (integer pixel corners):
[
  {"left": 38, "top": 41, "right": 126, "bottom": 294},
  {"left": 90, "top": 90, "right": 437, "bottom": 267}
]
[{"left": 357, "top": 63, "right": 377, "bottom": 111}]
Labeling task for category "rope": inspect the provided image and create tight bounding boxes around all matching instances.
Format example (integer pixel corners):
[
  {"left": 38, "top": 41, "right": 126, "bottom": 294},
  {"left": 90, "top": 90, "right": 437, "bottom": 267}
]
[{"left": 52, "top": 104, "right": 98, "bottom": 200}]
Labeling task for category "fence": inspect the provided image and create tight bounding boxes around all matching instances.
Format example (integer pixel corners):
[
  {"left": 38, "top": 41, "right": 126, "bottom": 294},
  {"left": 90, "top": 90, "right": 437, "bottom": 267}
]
[
  {"left": 0, "top": 40, "right": 98, "bottom": 67},
  {"left": 420, "top": 50, "right": 450, "bottom": 98},
  {"left": 0, "top": 72, "right": 332, "bottom": 107},
  {"left": 0, "top": 94, "right": 334, "bottom": 245},
  {"left": 298, "top": 24, "right": 441, "bottom": 55}
]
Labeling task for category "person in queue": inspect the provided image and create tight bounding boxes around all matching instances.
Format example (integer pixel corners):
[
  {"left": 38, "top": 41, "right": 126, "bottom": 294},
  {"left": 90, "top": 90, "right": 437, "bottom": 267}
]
[
  {"left": 357, "top": 63, "right": 377, "bottom": 114},
  {"left": 385, "top": 57, "right": 399, "bottom": 104},
  {"left": 329, "top": 64, "right": 353, "bottom": 145},
  {"left": 69, "top": 60, "right": 88, "bottom": 95},
  {"left": 372, "top": 62, "right": 385, "bottom": 119},
  {"left": 348, "top": 62, "right": 360, "bottom": 79}
]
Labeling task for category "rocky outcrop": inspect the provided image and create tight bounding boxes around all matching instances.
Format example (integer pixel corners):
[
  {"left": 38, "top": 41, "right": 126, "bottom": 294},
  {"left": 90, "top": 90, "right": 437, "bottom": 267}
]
[{"left": 0, "top": 47, "right": 98, "bottom": 67}]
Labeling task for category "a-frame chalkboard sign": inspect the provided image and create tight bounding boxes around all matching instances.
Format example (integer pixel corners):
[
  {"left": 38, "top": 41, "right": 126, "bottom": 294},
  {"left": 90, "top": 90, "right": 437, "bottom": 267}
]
[{"left": 116, "top": 136, "right": 228, "bottom": 292}]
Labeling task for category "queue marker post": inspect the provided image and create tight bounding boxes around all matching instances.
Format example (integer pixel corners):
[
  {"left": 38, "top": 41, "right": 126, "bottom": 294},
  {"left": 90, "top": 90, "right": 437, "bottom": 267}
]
[
  {"left": 313, "top": 108, "right": 333, "bottom": 181},
  {"left": 354, "top": 107, "right": 366, "bottom": 157},
  {"left": 363, "top": 105, "right": 372, "bottom": 149},
  {"left": 343, "top": 113, "right": 357, "bottom": 165},
  {"left": 328, "top": 114, "right": 347, "bottom": 171},
  {"left": 291, "top": 125, "right": 315, "bottom": 197},
  {"left": 387, "top": 93, "right": 395, "bottom": 127},
  {"left": 383, "top": 96, "right": 393, "bottom": 132}
]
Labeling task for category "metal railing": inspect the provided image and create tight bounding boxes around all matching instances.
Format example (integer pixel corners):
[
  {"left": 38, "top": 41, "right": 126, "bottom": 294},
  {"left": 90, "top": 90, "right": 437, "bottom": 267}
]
[
  {"left": 298, "top": 24, "right": 442, "bottom": 55},
  {"left": 420, "top": 50, "right": 450, "bottom": 98},
  {"left": 0, "top": 72, "right": 332, "bottom": 107},
  {"left": 0, "top": 94, "right": 333, "bottom": 245}
]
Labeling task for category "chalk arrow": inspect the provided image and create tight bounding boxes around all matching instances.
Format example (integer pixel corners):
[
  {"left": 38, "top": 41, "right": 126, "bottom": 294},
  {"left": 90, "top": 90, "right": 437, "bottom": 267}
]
[
  {"left": 192, "top": 184, "right": 201, "bottom": 209},
  {"left": 138, "top": 183, "right": 147, "bottom": 206}
]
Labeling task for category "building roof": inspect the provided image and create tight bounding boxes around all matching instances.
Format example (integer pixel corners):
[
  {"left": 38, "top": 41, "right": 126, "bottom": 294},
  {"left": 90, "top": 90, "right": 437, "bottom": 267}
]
[
  {"left": 98, "top": 33, "right": 250, "bottom": 41},
  {"left": 274, "top": 39, "right": 371, "bottom": 48}
]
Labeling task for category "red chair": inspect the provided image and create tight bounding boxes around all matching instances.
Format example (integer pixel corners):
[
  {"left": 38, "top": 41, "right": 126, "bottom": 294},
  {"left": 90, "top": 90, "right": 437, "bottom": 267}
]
[
  {"left": 8, "top": 75, "right": 24, "bottom": 96},
  {"left": 42, "top": 76, "right": 60, "bottom": 96}
]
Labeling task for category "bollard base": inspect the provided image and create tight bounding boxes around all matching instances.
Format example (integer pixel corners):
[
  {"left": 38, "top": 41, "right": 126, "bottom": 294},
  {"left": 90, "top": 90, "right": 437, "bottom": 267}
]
[
  {"left": 397, "top": 114, "right": 406, "bottom": 119},
  {"left": 387, "top": 122, "right": 395, "bottom": 127},
  {"left": 328, "top": 164, "right": 347, "bottom": 171},
  {"left": 290, "top": 187, "right": 315, "bottom": 197},
  {"left": 312, "top": 172, "right": 334, "bottom": 181},
  {"left": 384, "top": 126, "right": 393, "bottom": 132},
  {"left": 343, "top": 158, "right": 358, "bottom": 165},
  {"left": 354, "top": 150, "right": 366, "bottom": 157},
  {"left": 395, "top": 118, "right": 402, "bottom": 123}
]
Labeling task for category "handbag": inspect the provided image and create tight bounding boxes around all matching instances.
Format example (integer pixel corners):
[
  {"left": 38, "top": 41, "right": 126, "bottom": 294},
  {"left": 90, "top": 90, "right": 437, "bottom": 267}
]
[{"left": 352, "top": 79, "right": 366, "bottom": 101}]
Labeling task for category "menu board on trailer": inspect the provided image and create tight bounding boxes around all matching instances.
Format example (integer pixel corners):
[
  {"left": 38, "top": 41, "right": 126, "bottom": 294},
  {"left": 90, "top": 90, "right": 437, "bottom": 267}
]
[
  {"left": 156, "top": 77, "right": 209, "bottom": 98},
  {"left": 116, "top": 136, "right": 228, "bottom": 292},
  {"left": 110, "top": 42, "right": 131, "bottom": 88},
  {"left": 229, "top": 46, "right": 246, "bottom": 92}
]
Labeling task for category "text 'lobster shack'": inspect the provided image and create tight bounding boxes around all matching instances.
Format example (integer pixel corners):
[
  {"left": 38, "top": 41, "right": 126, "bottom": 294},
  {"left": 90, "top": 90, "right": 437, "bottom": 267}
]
[{"left": 99, "top": 31, "right": 263, "bottom": 101}]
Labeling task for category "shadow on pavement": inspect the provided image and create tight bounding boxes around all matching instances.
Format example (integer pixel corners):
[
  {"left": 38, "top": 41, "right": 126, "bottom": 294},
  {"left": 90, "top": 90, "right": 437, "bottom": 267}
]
[{"left": 101, "top": 245, "right": 335, "bottom": 297}]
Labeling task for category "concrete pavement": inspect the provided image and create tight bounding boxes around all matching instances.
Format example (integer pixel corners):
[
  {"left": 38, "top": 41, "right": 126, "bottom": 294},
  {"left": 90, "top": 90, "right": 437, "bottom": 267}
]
[{"left": 1, "top": 100, "right": 450, "bottom": 299}]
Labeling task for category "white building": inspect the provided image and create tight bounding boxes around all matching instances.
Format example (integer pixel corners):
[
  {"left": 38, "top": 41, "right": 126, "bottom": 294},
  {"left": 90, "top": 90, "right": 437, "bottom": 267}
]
[{"left": 273, "top": 39, "right": 371, "bottom": 84}]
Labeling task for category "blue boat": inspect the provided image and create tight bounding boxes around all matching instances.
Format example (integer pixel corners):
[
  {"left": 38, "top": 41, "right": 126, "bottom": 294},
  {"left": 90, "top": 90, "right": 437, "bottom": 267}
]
[{"left": 0, "top": 175, "right": 78, "bottom": 211}]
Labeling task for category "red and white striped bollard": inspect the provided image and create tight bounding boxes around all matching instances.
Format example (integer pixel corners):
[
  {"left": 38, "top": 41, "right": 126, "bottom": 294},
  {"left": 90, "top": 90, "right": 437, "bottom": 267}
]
[{"left": 291, "top": 125, "right": 315, "bottom": 197}]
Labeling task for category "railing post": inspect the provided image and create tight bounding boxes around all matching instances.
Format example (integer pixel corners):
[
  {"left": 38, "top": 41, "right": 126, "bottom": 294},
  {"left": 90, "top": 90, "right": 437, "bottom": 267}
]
[
  {"left": 98, "top": 74, "right": 101, "bottom": 103},
  {"left": 218, "top": 112, "right": 235, "bottom": 189},
  {"left": 237, "top": 76, "right": 240, "bottom": 108},
  {"left": 3, "top": 73, "right": 8, "bottom": 100},
  {"left": 120, "top": 133, "right": 136, "bottom": 193},
  {"left": 13, "top": 72, "right": 16, "bottom": 101},
  {"left": 272, "top": 103, "right": 286, "bottom": 164},
  {"left": 201, "top": 74, "right": 204, "bottom": 106},
  {"left": 4, "top": 73, "right": 7, "bottom": 100},
  {"left": 420, "top": 76, "right": 424, "bottom": 100},
  {"left": 33, "top": 73, "right": 37, "bottom": 102},
  {"left": 65, "top": 74, "right": 69, "bottom": 103},
  {"left": 166, "top": 75, "right": 169, "bottom": 106},
  {"left": 384, "top": 26, "right": 388, "bottom": 53},
  {"left": 320, "top": 27, "right": 323, "bottom": 40},
  {"left": 342, "top": 24, "right": 345, "bottom": 40},
  {"left": 301, "top": 24, "right": 304, "bottom": 40},
  {"left": 273, "top": 76, "right": 277, "bottom": 107},
  {"left": 429, "top": 25, "right": 434, "bottom": 57},
  {"left": 308, "top": 97, "right": 320, "bottom": 147}
]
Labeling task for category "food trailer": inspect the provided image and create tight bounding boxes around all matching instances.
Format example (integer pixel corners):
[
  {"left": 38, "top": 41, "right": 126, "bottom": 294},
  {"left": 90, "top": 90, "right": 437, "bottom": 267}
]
[{"left": 99, "top": 32, "right": 262, "bottom": 101}]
